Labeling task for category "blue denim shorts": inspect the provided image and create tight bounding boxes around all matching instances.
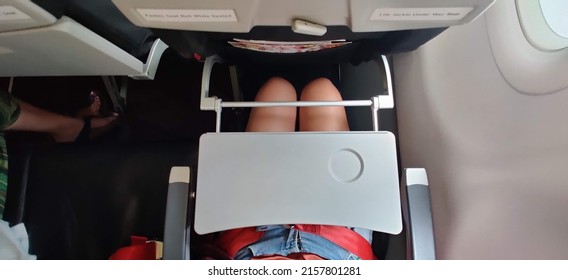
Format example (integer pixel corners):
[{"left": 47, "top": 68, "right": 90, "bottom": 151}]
[{"left": 234, "top": 225, "right": 373, "bottom": 260}]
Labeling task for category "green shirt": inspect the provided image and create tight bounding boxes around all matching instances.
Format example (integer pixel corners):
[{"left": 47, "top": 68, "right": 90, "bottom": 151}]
[{"left": 0, "top": 90, "right": 21, "bottom": 220}]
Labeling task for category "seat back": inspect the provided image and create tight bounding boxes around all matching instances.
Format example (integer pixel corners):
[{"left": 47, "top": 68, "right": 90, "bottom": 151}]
[
  {"left": 112, "top": 0, "right": 493, "bottom": 33},
  {"left": 111, "top": 0, "right": 494, "bottom": 62}
]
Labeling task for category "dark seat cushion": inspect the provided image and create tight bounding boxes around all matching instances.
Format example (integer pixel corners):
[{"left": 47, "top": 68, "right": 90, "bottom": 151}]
[
  {"left": 32, "top": 0, "right": 69, "bottom": 18},
  {"left": 66, "top": 0, "right": 155, "bottom": 59},
  {"left": 5, "top": 141, "right": 197, "bottom": 259}
]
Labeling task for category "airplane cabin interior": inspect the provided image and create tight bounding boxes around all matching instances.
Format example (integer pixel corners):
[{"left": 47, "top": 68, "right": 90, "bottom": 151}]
[{"left": 1, "top": 0, "right": 568, "bottom": 260}]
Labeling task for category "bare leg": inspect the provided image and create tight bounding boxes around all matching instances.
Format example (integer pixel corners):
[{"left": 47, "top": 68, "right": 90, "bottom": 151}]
[
  {"left": 299, "top": 78, "right": 349, "bottom": 131},
  {"left": 246, "top": 77, "right": 297, "bottom": 132},
  {"left": 6, "top": 101, "right": 117, "bottom": 142}
]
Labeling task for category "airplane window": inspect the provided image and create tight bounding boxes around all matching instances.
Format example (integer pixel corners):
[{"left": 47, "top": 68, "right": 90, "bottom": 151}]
[
  {"left": 515, "top": 0, "right": 568, "bottom": 51},
  {"left": 487, "top": 0, "right": 568, "bottom": 95},
  {"left": 540, "top": 0, "right": 568, "bottom": 39}
]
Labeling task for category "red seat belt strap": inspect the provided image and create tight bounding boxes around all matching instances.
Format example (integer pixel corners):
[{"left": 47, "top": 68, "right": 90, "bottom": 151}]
[{"left": 215, "top": 228, "right": 264, "bottom": 258}]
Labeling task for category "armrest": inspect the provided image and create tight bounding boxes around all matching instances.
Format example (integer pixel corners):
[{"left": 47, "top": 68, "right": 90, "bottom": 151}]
[
  {"left": 129, "top": 39, "right": 169, "bottom": 80},
  {"left": 163, "top": 166, "right": 191, "bottom": 260},
  {"left": 403, "top": 168, "right": 436, "bottom": 260}
]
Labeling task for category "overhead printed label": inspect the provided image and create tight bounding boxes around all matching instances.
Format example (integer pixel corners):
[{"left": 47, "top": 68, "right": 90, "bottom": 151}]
[
  {"left": 0, "top": 47, "right": 14, "bottom": 55},
  {"left": 371, "top": 7, "right": 474, "bottom": 21},
  {"left": 0, "top": 5, "right": 31, "bottom": 21},
  {"left": 137, "top": 9, "right": 237, "bottom": 23}
]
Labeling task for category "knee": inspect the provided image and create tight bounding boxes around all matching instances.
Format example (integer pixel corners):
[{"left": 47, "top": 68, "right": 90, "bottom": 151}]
[
  {"left": 265, "top": 77, "right": 293, "bottom": 89},
  {"left": 256, "top": 77, "right": 297, "bottom": 101},
  {"left": 301, "top": 78, "right": 342, "bottom": 101}
]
